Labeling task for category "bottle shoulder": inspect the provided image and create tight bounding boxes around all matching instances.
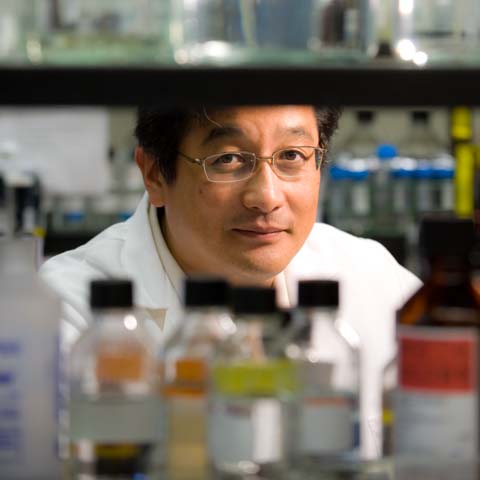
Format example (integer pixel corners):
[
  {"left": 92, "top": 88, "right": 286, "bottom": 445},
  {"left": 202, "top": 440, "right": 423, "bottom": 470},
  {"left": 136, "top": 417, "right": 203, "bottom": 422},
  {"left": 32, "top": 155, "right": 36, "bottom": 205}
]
[{"left": 397, "top": 281, "right": 480, "bottom": 327}]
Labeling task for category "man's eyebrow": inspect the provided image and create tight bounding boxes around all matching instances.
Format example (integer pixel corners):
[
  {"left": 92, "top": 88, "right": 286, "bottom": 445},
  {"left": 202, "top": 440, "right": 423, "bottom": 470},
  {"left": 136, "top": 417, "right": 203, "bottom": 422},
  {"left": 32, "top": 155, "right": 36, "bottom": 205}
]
[
  {"left": 201, "top": 125, "right": 245, "bottom": 145},
  {"left": 280, "top": 126, "right": 316, "bottom": 143}
]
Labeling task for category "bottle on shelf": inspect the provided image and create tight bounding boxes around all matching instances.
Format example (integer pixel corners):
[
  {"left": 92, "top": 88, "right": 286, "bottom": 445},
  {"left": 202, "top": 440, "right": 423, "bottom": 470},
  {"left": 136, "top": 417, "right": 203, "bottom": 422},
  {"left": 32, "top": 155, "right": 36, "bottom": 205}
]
[
  {"left": 69, "top": 278, "right": 163, "bottom": 479},
  {"left": 324, "top": 110, "right": 377, "bottom": 232},
  {"left": 397, "top": 110, "right": 454, "bottom": 218},
  {"left": 393, "top": 0, "right": 480, "bottom": 64},
  {"left": 32, "top": 0, "right": 171, "bottom": 65},
  {"left": 370, "top": 143, "right": 397, "bottom": 232},
  {"left": 288, "top": 279, "right": 361, "bottom": 476},
  {"left": 0, "top": 183, "right": 61, "bottom": 479},
  {"left": 170, "top": 0, "right": 368, "bottom": 65},
  {"left": 393, "top": 216, "right": 480, "bottom": 476},
  {"left": 389, "top": 155, "right": 416, "bottom": 229},
  {"left": 161, "top": 276, "right": 234, "bottom": 480},
  {"left": 208, "top": 285, "right": 296, "bottom": 479},
  {"left": 343, "top": 110, "right": 379, "bottom": 159}
]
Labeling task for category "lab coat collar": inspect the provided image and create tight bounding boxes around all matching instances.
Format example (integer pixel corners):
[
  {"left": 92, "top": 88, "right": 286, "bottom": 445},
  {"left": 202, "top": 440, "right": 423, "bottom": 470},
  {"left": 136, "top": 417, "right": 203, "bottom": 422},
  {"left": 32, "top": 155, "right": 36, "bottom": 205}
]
[{"left": 121, "top": 193, "right": 172, "bottom": 310}]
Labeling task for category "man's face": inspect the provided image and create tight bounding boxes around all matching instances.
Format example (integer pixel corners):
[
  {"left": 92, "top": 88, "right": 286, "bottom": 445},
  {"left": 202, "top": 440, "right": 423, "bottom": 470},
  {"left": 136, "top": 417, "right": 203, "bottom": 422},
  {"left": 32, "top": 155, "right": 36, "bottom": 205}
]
[{"left": 151, "top": 105, "right": 321, "bottom": 286}]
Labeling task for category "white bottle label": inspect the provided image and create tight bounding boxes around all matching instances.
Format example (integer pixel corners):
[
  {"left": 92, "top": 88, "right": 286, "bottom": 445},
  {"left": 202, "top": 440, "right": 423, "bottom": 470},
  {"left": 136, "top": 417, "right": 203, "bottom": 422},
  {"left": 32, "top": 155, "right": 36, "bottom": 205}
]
[
  {"left": 299, "top": 395, "right": 354, "bottom": 454},
  {"left": 209, "top": 397, "right": 286, "bottom": 465},
  {"left": 395, "top": 326, "right": 478, "bottom": 459}
]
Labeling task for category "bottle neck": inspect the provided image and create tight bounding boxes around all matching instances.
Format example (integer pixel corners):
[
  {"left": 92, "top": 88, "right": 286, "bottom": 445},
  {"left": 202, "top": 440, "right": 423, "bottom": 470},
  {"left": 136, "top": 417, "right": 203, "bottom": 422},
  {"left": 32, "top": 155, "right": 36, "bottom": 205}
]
[
  {"left": 301, "top": 307, "right": 338, "bottom": 345},
  {"left": 234, "top": 312, "right": 282, "bottom": 359},
  {"left": 93, "top": 308, "right": 136, "bottom": 326},
  {"left": 181, "top": 306, "right": 234, "bottom": 337}
]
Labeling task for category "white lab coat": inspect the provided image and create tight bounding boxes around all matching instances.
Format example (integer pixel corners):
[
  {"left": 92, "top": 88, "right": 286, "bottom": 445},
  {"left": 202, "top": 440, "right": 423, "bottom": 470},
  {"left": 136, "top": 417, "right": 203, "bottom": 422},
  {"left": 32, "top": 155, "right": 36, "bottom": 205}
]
[{"left": 40, "top": 192, "right": 421, "bottom": 458}]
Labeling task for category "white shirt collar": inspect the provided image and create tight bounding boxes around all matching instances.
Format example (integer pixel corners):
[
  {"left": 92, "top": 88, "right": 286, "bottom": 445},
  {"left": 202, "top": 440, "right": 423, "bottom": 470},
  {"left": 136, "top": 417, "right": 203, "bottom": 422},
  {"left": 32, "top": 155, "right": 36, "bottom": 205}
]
[{"left": 148, "top": 205, "right": 184, "bottom": 302}]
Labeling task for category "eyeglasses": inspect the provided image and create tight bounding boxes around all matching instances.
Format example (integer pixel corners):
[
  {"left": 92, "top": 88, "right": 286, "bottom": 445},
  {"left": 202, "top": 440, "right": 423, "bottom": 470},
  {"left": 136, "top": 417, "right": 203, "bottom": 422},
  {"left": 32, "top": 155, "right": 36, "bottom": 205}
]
[{"left": 177, "top": 146, "right": 326, "bottom": 183}]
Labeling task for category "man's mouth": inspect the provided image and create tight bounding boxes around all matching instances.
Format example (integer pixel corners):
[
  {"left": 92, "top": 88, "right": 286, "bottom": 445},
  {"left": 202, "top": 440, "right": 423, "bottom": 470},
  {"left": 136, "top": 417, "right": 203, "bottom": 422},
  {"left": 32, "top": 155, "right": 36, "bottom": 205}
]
[{"left": 231, "top": 227, "right": 286, "bottom": 240}]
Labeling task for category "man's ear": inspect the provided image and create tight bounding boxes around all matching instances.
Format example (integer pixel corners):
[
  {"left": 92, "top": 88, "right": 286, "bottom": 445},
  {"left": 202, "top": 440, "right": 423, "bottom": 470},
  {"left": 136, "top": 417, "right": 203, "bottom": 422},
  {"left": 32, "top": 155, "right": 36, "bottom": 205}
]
[{"left": 135, "top": 146, "right": 166, "bottom": 207}]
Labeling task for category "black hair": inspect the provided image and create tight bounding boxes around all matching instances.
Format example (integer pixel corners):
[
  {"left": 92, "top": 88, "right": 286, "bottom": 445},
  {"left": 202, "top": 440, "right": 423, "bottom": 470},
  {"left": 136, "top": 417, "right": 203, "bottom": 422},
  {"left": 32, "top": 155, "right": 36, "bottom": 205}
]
[{"left": 134, "top": 106, "right": 341, "bottom": 184}]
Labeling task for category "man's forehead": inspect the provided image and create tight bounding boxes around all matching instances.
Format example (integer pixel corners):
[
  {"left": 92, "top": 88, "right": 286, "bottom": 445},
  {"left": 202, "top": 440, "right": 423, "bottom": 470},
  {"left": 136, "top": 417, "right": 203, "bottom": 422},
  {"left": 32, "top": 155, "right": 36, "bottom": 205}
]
[
  {"left": 199, "top": 105, "right": 315, "bottom": 121},
  {"left": 186, "top": 106, "right": 318, "bottom": 147}
]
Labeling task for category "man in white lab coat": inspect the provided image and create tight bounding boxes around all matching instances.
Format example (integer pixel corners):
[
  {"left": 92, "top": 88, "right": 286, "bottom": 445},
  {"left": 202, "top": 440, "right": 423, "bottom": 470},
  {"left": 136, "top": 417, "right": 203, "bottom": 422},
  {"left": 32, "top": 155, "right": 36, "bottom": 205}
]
[{"left": 40, "top": 105, "right": 421, "bottom": 457}]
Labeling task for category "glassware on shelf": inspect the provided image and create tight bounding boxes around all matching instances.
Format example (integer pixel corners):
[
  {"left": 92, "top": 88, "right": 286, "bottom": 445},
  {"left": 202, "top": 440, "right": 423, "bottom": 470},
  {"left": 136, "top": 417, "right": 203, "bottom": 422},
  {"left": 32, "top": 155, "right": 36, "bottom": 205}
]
[
  {"left": 28, "top": 0, "right": 171, "bottom": 65},
  {"left": 162, "top": 276, "right": 234, "bottom": 480},
  {"left": 69, "top": 279, "right": 163, "bottom": 479},
  {"left": 393, "top": 0, "right": 480, "bottom": 65},
  {"left": 393, "top": 216, "right": 479, "bottom": 479},
  {"left": 289, "top": 280, "right": 361, "bottom": 477},
  {"left": 208, "top": 286, "right": 295, "bottom": 479},
  {"left": 170, "top": 0, "right": 370, "bottom": 66}
]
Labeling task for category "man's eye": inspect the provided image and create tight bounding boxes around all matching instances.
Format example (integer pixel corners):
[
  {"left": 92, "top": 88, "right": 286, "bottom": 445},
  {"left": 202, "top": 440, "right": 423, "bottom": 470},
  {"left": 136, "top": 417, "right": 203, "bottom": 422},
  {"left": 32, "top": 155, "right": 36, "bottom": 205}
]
[
  {"left": 213, "top": 153, "right": 245, "bottom": 165},
  {"left": 280, "top": 150, "right": 305, "bottom": 161}
]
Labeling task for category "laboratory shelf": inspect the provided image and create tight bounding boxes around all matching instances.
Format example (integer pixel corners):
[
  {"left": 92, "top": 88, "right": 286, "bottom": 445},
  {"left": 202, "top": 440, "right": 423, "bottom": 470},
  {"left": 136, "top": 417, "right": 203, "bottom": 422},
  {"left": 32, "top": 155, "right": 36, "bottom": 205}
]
[{"left": 1, "top": 62, "right": 480, "bottom": 106}]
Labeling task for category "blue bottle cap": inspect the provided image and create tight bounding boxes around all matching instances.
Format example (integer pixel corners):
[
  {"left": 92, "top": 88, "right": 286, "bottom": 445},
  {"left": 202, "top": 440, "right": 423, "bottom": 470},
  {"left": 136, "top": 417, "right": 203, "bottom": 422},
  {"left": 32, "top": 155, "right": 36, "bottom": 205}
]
[{"left": 376, "top": 144, "right": 398, "bottom": 160}]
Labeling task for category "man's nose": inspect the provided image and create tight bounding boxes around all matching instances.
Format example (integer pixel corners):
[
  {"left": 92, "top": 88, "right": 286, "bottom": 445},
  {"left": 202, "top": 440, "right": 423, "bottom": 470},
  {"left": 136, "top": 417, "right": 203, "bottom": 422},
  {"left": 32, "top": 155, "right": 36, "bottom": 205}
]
[{"left": 241, "top": 160, "right": 284, "bottom": 214}]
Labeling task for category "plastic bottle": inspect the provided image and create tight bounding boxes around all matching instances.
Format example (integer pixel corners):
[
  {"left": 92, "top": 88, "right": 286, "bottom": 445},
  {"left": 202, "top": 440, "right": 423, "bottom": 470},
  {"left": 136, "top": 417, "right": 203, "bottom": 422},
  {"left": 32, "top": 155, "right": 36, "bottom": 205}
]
[
  {"left": 390, "top": 156, "right": 416, "bottom": 228},
  {"left": 413, "top": 159, "right": 434, "bottom": 215},
  {"left": 0, "top": 185, "right": 61, "bottom": 479},
  {"left": 431, "top": 154, "right": 455, "bottom": 212},
  {"left": 398, "top": 111, "right": 454, "bottom": 219},
  {"left": 208, "top": 286, "right": 296, "bottom": 479},
  {"left": 349, "top": 159, "right": 371, "bottom": 235},
  {"left": 394, "top": 216, "right": 480, "bottom": 476},
  {"left": 325, "top": 164, "right": 350, "bottom": 229},
  {"left": 325, "top": 111, "right": 377, "bottom": 230},
  {"left": 343, "top": 110, "right": 379, "bottom": 159},
  {"left": 371, "top": 143, "right": 397, "bottom": 230},
  {"left": 289, "top": 279, "right": 361, "bottom": 476},
  {"left": 161, "top": 276, "right": 233, "bottom": 480},
  {"left": 69, "top": 279, "right": 163, "bottom": 479}
]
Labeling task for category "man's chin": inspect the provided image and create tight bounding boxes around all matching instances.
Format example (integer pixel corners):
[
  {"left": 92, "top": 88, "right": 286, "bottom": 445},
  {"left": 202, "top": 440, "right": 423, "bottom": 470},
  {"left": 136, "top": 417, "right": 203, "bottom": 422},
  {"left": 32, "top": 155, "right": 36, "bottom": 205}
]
[{"left": 224, "top": 253, "right": 289, "bottom": 286}]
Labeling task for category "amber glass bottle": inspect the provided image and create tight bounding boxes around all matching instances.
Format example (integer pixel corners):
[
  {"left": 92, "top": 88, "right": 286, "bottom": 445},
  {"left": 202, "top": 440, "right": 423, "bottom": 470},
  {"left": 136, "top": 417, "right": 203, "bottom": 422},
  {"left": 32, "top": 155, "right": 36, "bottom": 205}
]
[{"left": 394, "top": 216, "right": 479, "bottom": 462}]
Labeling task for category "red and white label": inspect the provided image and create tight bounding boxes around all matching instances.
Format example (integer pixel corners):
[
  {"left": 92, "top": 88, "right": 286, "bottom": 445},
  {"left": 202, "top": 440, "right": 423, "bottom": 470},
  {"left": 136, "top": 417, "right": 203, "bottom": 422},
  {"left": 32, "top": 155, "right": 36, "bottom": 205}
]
[{"left": 395, "top": 326, "right": 478, "bottom": 458}]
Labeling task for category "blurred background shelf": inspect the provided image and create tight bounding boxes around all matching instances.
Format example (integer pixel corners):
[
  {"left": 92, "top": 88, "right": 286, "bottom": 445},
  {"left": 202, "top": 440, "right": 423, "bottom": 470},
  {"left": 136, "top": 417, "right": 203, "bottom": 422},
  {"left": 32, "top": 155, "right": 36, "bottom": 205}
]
[{"left": 1, "top": 63, "right": 480, "bottom": 106}]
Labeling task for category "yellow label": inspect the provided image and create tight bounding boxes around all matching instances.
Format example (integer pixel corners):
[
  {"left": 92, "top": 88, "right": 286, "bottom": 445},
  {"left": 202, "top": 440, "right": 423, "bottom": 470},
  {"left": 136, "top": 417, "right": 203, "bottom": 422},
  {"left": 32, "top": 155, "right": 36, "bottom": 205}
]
[
  {"left": 451, "top": 107, "right": 472, "bottom": 141},
  {"left": 213, "top": 359, "right": 298, "bottom": 396},
  {"left": 454, "top": 143, "right": 475, "bottom": 218}
]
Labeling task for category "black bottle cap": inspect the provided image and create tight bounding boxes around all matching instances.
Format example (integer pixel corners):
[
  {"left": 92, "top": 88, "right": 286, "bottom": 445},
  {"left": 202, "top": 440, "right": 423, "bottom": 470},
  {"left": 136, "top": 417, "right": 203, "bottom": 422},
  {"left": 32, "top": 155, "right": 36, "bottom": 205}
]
[
  {"left": 419, "top": 215, "right": 475, "bottom": 257},
  {"left": 356, "top": 110, "right": 374, "bottom": 123},
  {"left": 298, "top": 280, "right": 339, "bottom": 308},
  {"left": 231, "top": 286, "right": 277, "bottom": 315},
  {"left": 411, "top": 111, "right": 429, "bottom": 123},
  {"left": 90, "top": 279, "right": 133, "bottom": 309},
  {"left": 184, "top": 276, "right": 229, "bottom": 307}
]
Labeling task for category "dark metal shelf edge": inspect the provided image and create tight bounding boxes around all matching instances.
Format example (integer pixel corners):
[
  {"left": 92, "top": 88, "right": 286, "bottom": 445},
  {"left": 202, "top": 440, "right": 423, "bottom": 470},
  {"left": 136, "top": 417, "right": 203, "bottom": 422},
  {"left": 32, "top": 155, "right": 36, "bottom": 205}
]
[{"left": 0, "top": 66, "right": 479, "bottom": 106}]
